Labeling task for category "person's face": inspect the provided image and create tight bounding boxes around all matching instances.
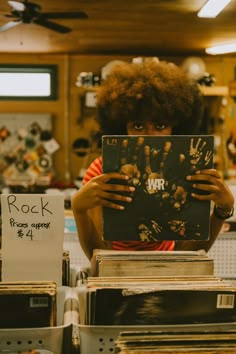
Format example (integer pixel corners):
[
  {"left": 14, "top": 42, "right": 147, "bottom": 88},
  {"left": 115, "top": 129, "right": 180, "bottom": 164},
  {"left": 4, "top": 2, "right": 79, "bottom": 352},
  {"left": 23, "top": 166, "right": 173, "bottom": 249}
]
[{"left": 127, "top": 121, "right": 172, "bottom": 136}]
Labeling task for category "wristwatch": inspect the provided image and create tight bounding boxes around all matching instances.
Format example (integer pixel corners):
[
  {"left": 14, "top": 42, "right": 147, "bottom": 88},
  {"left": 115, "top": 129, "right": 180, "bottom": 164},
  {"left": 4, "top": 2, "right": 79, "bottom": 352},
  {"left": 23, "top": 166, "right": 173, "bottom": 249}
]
[{"left": 213, "top": 205, "right": 234, "bottom": 220}]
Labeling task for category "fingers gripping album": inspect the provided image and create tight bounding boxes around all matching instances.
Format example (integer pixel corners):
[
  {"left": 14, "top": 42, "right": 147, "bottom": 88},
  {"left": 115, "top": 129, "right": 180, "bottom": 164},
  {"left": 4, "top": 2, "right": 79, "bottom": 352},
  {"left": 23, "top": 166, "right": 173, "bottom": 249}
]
[{"left": 102, "top": 135, "right": 214, "bottom": 241}]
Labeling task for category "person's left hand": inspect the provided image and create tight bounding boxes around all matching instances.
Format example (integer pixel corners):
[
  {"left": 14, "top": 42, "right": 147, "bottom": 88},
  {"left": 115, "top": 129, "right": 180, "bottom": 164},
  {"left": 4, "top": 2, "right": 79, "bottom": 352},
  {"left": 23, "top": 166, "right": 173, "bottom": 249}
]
[{"left": 186, "top": 169, "right": 234, "bottom": 210}]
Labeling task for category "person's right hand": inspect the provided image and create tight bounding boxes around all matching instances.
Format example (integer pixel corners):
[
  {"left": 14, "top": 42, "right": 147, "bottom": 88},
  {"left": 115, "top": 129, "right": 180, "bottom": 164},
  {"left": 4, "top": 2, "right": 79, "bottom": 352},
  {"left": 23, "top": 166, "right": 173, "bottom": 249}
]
[{"left": 73, "top": 172, "right": 135, "bottom": 212}]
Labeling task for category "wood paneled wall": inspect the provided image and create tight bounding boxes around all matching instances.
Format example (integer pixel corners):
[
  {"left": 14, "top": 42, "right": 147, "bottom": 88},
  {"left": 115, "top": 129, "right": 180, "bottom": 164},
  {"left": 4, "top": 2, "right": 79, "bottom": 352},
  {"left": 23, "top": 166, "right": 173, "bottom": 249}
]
[{"left": 0, "top": 53, "right": 236, "bottom": 183}]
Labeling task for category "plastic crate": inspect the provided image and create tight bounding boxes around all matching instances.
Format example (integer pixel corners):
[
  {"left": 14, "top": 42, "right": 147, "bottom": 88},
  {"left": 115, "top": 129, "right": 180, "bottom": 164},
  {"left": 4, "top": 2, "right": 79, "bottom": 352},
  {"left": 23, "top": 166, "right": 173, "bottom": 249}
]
[
  {"left": 0, "top": 286, "right": 72, "bottom": 354},
  {"left": 208, "top": 232, "right": 236, "bottom": 279},
  {"left": 76, "top": 322, "right": 236, "bottom": 354}
]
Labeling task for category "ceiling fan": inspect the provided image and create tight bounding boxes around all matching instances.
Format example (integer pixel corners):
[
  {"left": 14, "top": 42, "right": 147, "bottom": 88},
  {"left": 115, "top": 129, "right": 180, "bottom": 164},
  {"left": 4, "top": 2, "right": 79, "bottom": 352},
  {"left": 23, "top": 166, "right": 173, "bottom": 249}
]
[{"left": 0, "top": 0, "right": 88, "bottom": 33}]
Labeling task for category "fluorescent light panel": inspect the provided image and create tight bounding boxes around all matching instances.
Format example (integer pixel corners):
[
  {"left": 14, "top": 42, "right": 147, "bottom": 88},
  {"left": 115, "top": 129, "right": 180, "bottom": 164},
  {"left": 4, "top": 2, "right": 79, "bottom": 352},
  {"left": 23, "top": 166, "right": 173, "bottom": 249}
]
[
  {"left": 206, "top": 43, "right": 236, "bottom": 55},
  {"left": 198, "top": 0, "right": 231, "bottom": 18}
]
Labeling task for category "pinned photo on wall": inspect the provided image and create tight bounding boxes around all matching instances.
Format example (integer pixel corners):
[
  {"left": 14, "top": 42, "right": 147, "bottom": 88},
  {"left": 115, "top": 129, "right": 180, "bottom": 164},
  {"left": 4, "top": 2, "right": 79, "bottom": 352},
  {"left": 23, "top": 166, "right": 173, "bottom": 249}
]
[{"left": 0, "top": 113, "right": 57, "bottom": 185}]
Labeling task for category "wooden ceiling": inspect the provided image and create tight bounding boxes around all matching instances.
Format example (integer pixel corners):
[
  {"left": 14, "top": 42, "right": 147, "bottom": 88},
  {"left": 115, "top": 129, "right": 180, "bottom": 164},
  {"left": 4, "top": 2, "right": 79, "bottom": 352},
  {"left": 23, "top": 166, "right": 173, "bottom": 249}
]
[{"left": 0, "top": 0, "right": 236, "bottom": 56}]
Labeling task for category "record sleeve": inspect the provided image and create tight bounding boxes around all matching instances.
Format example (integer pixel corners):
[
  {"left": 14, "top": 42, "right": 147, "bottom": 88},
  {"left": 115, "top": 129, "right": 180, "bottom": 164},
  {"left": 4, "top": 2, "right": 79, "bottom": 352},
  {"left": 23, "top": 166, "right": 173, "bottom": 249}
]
[
  {"left": 0, "top": 281, "right": 57, "bottom": 328},
  {"left": 90, "top": 249, "right": 214, "bottom": 277},
  {"left": 91, "top": 287, "right": 236, "bottom": 326},
  {"left": 102, "top": 135, "right": 214, "bottom": 241},
  {"left": 115, "top": 329, "right": 236, "bottom": 353}
]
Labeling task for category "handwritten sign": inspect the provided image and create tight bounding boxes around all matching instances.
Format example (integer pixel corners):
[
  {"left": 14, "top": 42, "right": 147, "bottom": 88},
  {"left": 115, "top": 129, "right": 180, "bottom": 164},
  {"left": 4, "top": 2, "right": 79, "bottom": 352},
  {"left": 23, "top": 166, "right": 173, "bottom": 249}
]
[{"left": 1, "top": 193, "right": 64, "bottom": 285}]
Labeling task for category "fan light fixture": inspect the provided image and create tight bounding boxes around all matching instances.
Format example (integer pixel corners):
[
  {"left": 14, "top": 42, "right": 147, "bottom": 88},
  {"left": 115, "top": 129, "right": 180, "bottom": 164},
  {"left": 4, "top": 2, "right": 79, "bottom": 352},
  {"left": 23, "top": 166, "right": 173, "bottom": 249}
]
[
  {"left": 0, "top": 0, "right": 88, "bottom": 34},
  {"left": 197, "top": 0, "right": 231, "bottom": 18},
  {"left": 206, "top": 43, "right": 236, "bottom": 55},
  {"left": 181, "top": 57, "right": 206, "bottom": 79}
]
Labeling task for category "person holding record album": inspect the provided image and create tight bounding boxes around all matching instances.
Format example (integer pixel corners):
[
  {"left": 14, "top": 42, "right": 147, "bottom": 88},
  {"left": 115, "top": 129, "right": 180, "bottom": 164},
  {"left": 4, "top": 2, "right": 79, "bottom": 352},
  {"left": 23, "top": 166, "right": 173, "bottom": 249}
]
[{"left": 72, "top": 59, "right": 234, "bottom": 260}]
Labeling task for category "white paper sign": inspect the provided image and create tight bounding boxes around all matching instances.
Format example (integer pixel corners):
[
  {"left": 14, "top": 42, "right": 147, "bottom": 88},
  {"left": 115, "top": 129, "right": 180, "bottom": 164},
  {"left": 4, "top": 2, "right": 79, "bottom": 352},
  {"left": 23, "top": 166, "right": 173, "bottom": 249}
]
[{"left": 1, "top": 193, "right": 64, "bottom": 285}]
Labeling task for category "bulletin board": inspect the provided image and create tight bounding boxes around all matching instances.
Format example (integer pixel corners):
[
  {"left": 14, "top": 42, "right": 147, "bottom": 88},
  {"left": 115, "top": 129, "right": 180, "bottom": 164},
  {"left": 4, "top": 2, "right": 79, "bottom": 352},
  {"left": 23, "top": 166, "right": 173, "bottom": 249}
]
[{"left": 0, "top": 113, "right": 58, "bottom": 187}]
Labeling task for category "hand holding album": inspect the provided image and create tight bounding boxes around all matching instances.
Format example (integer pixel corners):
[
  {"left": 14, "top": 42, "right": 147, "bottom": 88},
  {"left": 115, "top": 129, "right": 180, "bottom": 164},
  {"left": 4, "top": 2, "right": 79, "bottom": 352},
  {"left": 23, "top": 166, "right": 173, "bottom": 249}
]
[{"left": 102, "top": 135, "right": 214, "bottom": 241}]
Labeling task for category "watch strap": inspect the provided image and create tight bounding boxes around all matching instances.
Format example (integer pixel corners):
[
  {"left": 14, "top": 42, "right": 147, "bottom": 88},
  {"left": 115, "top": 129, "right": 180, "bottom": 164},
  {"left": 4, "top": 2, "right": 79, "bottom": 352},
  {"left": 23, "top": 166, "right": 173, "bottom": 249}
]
[{"left": 213, "top": 205, "right": 234, "bottom": 220}]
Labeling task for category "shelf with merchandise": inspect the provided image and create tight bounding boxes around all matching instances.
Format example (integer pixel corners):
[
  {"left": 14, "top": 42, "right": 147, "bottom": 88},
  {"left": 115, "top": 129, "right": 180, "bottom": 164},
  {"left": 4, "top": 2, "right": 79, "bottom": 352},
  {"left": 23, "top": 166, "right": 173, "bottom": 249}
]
[{"left": 200, "top": 85, "right": 229, "bottom": 97}]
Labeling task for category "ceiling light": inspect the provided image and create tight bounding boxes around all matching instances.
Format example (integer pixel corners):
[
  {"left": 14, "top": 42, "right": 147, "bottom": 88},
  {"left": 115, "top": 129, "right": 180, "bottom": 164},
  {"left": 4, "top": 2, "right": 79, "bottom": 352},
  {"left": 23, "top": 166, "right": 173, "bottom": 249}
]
[
  {"left": 206, "top": 43, "right": 236, "bottom": 55},
  {"left": 197, "top": 0, "right": 231, "bottom": 18}
]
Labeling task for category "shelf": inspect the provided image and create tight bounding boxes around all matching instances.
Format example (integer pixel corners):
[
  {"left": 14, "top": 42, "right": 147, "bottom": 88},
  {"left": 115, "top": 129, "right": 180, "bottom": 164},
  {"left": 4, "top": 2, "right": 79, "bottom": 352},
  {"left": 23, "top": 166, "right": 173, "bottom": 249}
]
[
  {"left": 200, "top": 86, "right": 229, "bottom": 96},
  {"left": 75, "top": 86, "right": 99, "bottom": 94},
  {"left": 76, "top": 85, "right": 229, "bottom": 97}
]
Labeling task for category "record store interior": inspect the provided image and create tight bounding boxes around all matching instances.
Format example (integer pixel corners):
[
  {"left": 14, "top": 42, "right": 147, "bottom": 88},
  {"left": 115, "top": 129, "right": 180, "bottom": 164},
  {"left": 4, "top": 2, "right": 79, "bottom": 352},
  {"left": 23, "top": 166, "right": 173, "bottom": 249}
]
[{"left": 1, "top": 0, "right": 236, "bottom": 353}]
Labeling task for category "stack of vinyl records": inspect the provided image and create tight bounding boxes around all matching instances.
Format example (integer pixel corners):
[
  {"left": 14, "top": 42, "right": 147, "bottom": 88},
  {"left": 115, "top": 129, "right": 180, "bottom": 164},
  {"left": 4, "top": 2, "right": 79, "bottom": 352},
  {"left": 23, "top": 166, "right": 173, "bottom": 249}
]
[
  {"left": 77, "top": 250, "right": 236, "bottom": 326},
  {"left": 76, "top": 250, "right": 236, "bottom": 352},
  {"left": 90, "top": 250, "right": 214, "bottom": 277},
  {"left": 115, "top": 328, "right": 236, "bottom": 353},
  {"left": 78, "top": 275, "right": 236, "bottom": 326},
  {"left": 0, "top": 281, "right": 57, "bottom": 328}
]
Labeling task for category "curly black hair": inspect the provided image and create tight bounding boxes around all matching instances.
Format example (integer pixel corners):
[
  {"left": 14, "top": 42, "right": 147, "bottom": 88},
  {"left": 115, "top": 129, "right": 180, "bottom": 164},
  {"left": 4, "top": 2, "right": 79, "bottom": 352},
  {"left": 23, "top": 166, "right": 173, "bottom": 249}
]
[{"left": 96, "top": 59, "right": 204, "bottom": 135}]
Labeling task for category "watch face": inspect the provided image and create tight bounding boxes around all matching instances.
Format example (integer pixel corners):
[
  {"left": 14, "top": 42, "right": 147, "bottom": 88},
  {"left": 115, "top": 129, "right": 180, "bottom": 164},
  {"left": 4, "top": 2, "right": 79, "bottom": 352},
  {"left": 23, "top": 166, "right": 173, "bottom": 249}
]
[{"left": 214, "top": 205, "right": 234, "bottom": 219}]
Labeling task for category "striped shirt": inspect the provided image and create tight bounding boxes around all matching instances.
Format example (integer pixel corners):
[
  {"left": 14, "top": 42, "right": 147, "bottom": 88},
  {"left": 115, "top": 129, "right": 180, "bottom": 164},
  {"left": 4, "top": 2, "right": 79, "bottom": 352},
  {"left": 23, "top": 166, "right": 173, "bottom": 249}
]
[{"left": 83, "top": 157, "right": 175, "bottom": 251}]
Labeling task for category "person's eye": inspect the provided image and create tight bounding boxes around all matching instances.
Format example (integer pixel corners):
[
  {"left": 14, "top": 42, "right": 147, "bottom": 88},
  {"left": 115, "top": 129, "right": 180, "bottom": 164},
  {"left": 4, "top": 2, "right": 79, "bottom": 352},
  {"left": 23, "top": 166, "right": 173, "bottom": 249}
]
[
  {"left": 155, "top": 123, "right": 168, "bottom": 130},
  {"left": 133, "top": 122, "right": 144, "bottom": 130}
]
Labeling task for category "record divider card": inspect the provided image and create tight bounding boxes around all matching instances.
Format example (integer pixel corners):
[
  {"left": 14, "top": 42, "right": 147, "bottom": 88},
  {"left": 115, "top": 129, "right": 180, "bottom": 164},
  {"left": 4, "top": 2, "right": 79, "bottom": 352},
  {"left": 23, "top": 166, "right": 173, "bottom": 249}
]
[{"left": 1, "top": 193, "right": 64, "bottom": 285}]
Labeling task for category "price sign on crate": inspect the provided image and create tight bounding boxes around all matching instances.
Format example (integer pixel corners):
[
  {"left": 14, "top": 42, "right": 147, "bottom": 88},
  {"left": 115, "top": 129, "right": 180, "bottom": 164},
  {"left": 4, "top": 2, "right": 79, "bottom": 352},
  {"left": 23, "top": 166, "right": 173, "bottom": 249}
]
[{"left": 1, "top": 193, "right": 64, "bottom": 285}]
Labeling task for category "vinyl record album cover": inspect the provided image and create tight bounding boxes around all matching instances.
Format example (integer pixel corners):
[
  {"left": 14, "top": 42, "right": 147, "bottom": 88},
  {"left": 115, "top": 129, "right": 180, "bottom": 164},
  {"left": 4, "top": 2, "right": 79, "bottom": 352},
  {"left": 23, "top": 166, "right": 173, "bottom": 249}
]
[
  {"left": 91, "top": 287, "right": 236, "bottom": 326},
  {"left": 102, "top": 135, "right": 214, "bottom": 241},
  {"left": 0, "top": 281, "right": 57, "bottom": 328},
  {"left": 115, "top": 329, "right": 236, "bottom": 353},
  {"left": 90, "top": 249, "right": 215, "bottom": 277}
]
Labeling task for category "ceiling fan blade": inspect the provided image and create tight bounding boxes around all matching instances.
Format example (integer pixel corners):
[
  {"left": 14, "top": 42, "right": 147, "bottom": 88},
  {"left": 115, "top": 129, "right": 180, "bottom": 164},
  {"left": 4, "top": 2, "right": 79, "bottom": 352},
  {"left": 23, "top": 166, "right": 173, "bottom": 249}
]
[
  {"left": 0, "top": 20, "right": 22, "bottom": 32},
  {"left": 34, "top": 18, "right": 71, "bottom": 33},
  {"left": 8, "top": 1, "right": 25, "bottom": 12},
  {"left": 4, "top": 13, "right": 18, "bottom": 18},
  {"left": 40, "top": 11, "right": 88, "bottom": 20}
]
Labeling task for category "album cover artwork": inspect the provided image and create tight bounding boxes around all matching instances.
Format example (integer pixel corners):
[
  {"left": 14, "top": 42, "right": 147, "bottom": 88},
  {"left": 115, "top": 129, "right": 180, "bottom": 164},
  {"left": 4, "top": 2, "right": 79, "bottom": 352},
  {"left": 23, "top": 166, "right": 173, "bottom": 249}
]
[
  {"left": 102, "top": 135, "right": 214, "bottom": 241},
  {"left": 0, "top": 281, "right": 57, "bottom": 328},
  {"left": 91, "top": 287, "right": 236, "bottom": 326}
]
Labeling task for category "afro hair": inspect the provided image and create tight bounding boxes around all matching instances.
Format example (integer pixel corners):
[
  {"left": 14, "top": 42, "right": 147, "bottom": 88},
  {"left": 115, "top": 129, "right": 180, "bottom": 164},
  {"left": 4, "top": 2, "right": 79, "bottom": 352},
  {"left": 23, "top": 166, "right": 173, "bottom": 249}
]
[{"left": 96, "top": 60, "right": 204, "bottom": 136}]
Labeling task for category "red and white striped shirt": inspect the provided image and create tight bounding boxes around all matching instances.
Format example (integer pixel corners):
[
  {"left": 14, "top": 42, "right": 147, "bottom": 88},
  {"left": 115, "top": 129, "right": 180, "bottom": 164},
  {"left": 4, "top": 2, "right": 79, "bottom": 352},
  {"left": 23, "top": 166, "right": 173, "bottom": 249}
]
[{"left": 83, "top": 157, "right": 175, "bottom": 251}]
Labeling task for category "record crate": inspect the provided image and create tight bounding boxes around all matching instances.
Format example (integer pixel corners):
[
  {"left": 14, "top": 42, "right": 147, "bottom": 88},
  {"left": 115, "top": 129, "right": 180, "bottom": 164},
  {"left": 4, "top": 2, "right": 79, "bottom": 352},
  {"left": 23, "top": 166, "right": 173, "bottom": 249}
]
[
  {"left": 76, "top": 322, "right": 236, "bottom": 354},
  {"left": 0, "top": 286, "right": 73, "bottom": 354},
  {"left": 72, "top": 286, "right": 236, "bottom": 354}
]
